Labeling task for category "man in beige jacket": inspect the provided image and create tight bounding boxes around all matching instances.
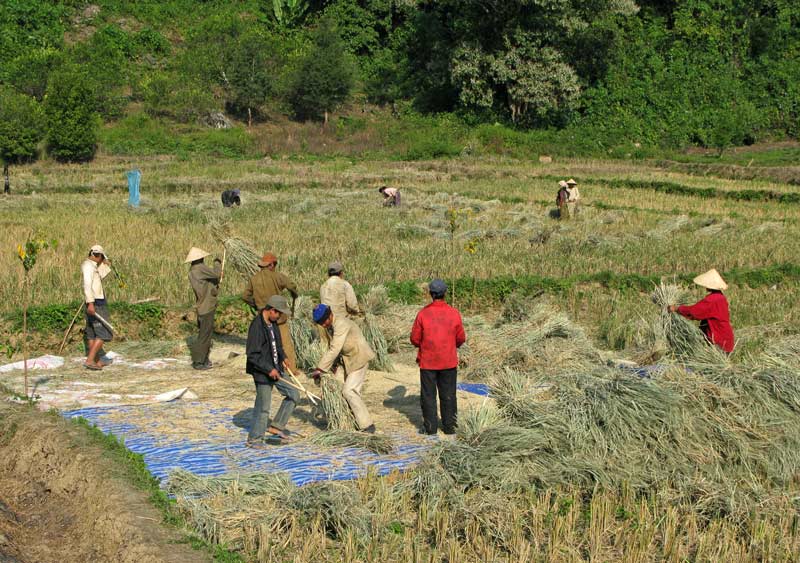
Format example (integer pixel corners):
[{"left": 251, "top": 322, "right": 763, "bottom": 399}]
[
  {"left": 186, "top": 247, "right": 221, "bottom": 370},
  {"left": 320, "top": 261, "right": 361, "bottom": 319},
  {"left": 311, "top": 303, "right": 376, "bottom": 433}
]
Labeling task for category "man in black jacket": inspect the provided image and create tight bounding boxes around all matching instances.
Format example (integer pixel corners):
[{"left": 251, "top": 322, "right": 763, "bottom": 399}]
[{"left": 245, "top": 295, "right": 299, "bottom": 446}]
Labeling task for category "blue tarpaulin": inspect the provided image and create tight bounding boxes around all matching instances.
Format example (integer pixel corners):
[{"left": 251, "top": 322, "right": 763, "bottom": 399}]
[
  {"left": 126, "top": 169, "right": 141, "bottom": 207},
  {"left": 64, "top": 402, "right": 428, "bottom": 487}
]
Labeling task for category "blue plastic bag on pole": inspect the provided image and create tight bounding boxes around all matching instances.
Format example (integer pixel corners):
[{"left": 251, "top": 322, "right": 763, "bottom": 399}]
[{"left": 127, "top": 169, "right": 141, "bottom": 207}]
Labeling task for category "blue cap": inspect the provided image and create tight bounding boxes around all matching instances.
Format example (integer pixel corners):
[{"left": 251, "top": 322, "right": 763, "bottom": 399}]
[
  {"left": 429, "top": 279, "right": 448, "bottom": 295},
  {"left": 312, "top": 303, "right": 331, "bottom": 324}
]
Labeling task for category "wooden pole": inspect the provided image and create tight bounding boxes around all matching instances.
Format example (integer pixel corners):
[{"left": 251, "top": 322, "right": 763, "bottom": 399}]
[
  {"left": 58, "top": 302, "right": 85, "bottom": 355},
  {"left": 22, "top": 274, "right": 28, "bottom": 398}
]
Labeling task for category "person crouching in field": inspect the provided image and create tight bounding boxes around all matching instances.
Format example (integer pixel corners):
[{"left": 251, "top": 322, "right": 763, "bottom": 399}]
[
  {"left": 669, "top": 269, "right": 735, "bottom": 353},
  {"left": 379, "top": 185, "right": 400, "bottom": 207},
  {"left": 82, "top": 244, "right": 113, "bottom": 370},
  {"left": 311, "top": 303, "right": 377, "bottom": 433},
  {"left": 186, "top": 247, "right": 221, "bottom": 370},
  {"left": 245, "top": 296, "right": 300, "bottom": 447},
  {"left": 410, "top": 279, "right": 466, "bottom": 435}
]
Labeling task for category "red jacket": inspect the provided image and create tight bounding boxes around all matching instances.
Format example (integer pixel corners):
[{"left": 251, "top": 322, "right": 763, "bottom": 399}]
[
  {"left": 677, "top": 291, "right": 735, "bottom": 353},
  {"left": 410, "top": 300, "right": 466, "bottom": 370}
]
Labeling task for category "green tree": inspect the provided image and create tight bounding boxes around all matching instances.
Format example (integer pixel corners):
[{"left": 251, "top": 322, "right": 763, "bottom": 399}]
[
  {"left": 44, "top": 68, "right": 100, "bottom": 162},
  {"left": 227, "top": 30, "right": 284, "bottom": 126},
  {"left": 0, "top": 87, "right": 46, "bottom": 164},
  {"left": 288, "top": 17, "right": 355, "bottom": 124}
]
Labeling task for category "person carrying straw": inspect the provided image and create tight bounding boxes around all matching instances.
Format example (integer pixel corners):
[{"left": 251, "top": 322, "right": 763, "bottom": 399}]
[
  {"left": 311, "top": 303, "right": 376, "bottom": 434},
  {"left": 245, "top": 295, "right": 300, "bottom": 447},
  {"left": 186, "top": 247, "right": 222, "bottom": 370},
  {"left": 668, "top": 268, "right": 735, "bottom": 353},
  {"left": 82, "top": 244, "right": 113, "bottom": 370},
  {"left": 243, "top": 252, "right": 300, "bottom": 373},
  {"left": 410, "top": 279, "right": 466, "bottom": 435}
]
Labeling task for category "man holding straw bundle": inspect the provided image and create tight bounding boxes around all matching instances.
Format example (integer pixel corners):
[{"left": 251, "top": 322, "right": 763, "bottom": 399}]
[
  {"left": 82, "top": 244, "right": 113, "bottom": 370},
  {"left": 186, "top": 247, "right": 222, "bottom": 370},
  {"left": 668, "top": 268, "right": 735, "bottom": 353},
  {"left": 243, "top": 252, "right": 300, "bottom": 372},
  {"left": 410, "top": 279, "right": 466, "bottom": 435},
  {"left": 311, "top": 303, "right": 377, "bottom": 434},
  {"left": 246, "top": 295, "right": 300, "bottom": 447}
]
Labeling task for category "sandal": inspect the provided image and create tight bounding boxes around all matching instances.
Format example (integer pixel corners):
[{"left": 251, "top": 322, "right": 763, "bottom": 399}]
[{"left": 83, "top": 362, "right": 103, "bottom": 371}]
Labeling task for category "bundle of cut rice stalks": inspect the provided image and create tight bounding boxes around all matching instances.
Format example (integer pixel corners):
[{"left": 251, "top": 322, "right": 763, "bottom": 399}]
[
  {"left": 359, "top": 285, "right": 394, "bottom": 372},
  {"left": 207, "top": 211, "right": 260, "bottom": 279},
  {"left": 318, "top": 375, "right": 357, "bottom": 431},
  {"left": 290, "top": 295, "right": 325, "bottom": 372},
  {"left": 307, "top": 430, "right": 394, "bottom": 454}
]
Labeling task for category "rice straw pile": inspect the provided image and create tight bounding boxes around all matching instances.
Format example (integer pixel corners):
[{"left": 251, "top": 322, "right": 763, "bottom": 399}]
[
  {"left": 290, "top": 295, "right": 325, "bottom": 371},
  {"left": 307, "top": 430, "right": 395, "bottom": 454},
  {"left": 359, "top": 286, "right": 394, "bottom": 372}
]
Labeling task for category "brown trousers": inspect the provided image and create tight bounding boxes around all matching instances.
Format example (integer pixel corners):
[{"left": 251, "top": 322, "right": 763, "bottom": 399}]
[{"left": 278, "top": 321, "right": 298, "bottom": 373}]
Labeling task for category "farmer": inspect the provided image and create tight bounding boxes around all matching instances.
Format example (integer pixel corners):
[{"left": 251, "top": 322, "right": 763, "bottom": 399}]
[
  {"left": 186, "top": 247, "right": 222, "bottom": 370},
  {"left": 243, "top": 252, "right": 300, "bottom": 372},
  {"left": 410, "top": 279, "right": 466, "bottom": 435},
  {"left": 245, "top": 295, "right": 300, "bottom": 447},
  {"left": 378, "top": 185, "right": 400, "bottom": 207},
  {"left": 82, "top": 245, "right": 113, "bottom": 370},
  {"left": 556, "top": 180, "right": 570, "bottom": 219},
  {"left": 566, "top": 178, "right": 580, "bottom": 217},
  {"left": 311, "top": 303, "right": 376, "bottom": 433},
  {"left": 668, "top": 269, "right": 735, "bottom": 353},
  {"left": 221, "top": 189, "right": 241, "bottom": 207},
  {"left": 320, "top": 261, "right": 361, "bottom": 319}
]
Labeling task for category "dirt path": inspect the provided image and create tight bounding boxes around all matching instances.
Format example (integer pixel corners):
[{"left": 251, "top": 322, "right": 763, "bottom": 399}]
[{"left": 0, "top": 402, "right": 210, "bottom": 563}]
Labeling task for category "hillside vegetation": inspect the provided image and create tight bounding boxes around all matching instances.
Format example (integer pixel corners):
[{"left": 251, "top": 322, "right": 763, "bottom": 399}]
[{"left": 1, "top": 0, "right": 799, "bottom": 165}]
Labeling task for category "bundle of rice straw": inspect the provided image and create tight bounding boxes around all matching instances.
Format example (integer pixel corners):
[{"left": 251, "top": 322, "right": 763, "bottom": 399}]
[
  {"left": 307, "top": 430, "right": 394, "bottom": 454},
  {"left": 359, "top": 285, "right": 394, "bottom": 372},
  {"left": 288, "top": 481, "right": 371, "bottom": 540},
  {"left": 290, "top": 295, "right": 325, "bottom": 371},
  {"left": 207, "top": 211, "right": 260, "bottom": 279},
  {"left": 167, "top": 469, "right": 294, "bottom": 498},
  {"left": 318, "top": 375, "right": 357, "bottom": 430}
]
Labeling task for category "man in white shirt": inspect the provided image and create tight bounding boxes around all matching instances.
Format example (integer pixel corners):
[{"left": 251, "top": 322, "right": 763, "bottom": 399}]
[
  {"left": 82, "top": 244, "right": 112, "bottom": 370},
  {"left": 378, "top": 185, "right": 400, "bottom": 207},
  {"left": 320, "top": 261, "right": 361, "bottom": 320}
]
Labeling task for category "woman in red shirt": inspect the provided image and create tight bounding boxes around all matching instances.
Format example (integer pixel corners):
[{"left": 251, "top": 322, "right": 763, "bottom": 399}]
[{"left": 668, "top": 269, "right": 735, "bottom": 353}]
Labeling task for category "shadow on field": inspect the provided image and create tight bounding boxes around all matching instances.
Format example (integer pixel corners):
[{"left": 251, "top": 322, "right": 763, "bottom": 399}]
[
  {"left": 383, "top": 385, "right": 423, "bottom": 428},
  {"left": 232, "top": 405, "right": 326, "bottom": 432}
]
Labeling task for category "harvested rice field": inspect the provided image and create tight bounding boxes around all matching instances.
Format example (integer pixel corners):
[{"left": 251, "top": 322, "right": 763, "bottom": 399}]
[{"left": 2, "top": 154, "right": 800, "bottom": 561}]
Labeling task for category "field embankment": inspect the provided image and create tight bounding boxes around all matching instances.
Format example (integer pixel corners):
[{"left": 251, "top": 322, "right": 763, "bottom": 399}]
[{"left": 0, "top": 401, "right": 212, "bottom": 563}]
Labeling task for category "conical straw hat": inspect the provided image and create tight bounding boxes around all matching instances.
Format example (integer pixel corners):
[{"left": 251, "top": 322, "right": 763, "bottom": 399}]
[
  {"left": 184, "top": 247, "right": 210, "bottom": 263},
  {"left": 693, "top": 268, "right": 728, "bottom": 291}
]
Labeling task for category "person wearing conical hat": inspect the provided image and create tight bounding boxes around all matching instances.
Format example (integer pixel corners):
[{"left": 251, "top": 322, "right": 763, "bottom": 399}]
[
  {"left": 668, "top": 269, "right": 735, "bottom": 353},
  {"left": 566, "top": 179, "right": 580, "bottom": 217},
  {"left": 186, "top": 247, "right": 222, "bottom": 370},
  {"left": 242, "top": 252, "right": 299, "bottom": 373}
]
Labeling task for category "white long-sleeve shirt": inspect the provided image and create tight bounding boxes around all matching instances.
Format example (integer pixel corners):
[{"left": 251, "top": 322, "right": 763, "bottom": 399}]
[{"left": 81, "top": 259, "right": 110, "bottom": 303}]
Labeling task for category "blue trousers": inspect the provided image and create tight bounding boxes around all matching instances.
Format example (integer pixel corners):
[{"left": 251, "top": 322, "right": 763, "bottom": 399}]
[{"left": 248, "top": 378, "right": 299, "bottom": 441}]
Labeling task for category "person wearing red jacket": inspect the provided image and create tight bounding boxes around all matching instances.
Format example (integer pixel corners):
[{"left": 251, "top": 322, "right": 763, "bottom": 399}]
[
  {"left": 410, "top": 279, "right": 467, "bottom": 435},
  {"left": 669, "top": 268, "right": 735, "bottom": 353}
]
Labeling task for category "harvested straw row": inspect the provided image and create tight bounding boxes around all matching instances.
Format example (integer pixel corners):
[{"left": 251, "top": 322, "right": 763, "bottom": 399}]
[
  {"left": 167, "top": 468, "right": 294, "bottom": 498},
  {"left": 307, "top": 430, "right": 395, "bottom": 454}
]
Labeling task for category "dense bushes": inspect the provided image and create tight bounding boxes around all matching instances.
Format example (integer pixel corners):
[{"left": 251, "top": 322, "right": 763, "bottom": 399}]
[
  {"left": 44, "top": 68, "right": 100, "bottom": 162},
  {"left": 1, "top": 0, "right": 798, "bottom": 162},
  {"left": 0, "top": 88, "right": 46, "bottom": 164}
]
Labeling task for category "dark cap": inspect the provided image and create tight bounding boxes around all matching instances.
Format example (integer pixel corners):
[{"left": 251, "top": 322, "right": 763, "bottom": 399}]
[
  {"left": 265, "top": 295, "right": 290, "bottom": 315},
  {"left": 429, "top": 279, "right": 448, "bottom": 295},
  {"left": 313, "top": 303, "right": 331, "bottom": 324}
]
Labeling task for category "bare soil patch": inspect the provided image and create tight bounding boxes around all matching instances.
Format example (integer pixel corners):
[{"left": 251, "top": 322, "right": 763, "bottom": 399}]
[{"left": 0, "top": 402, "right": 209, "bottom": 563}]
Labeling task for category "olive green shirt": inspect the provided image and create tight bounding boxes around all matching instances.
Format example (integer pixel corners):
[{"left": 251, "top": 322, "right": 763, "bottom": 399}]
[
  {"left": 242, "top": 268, "right": 298, "bottom": 324},
  {"left": 189, "top": 260, "right": 221, "bottom": 316},
  {"left": 318, "top": 317, "right": 375, "bottom": 374}
]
